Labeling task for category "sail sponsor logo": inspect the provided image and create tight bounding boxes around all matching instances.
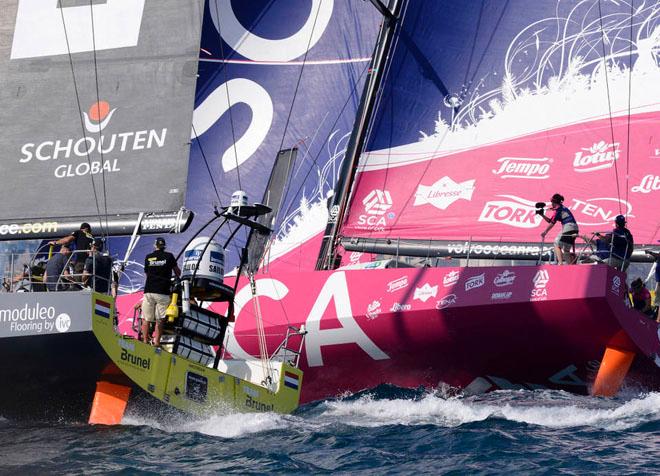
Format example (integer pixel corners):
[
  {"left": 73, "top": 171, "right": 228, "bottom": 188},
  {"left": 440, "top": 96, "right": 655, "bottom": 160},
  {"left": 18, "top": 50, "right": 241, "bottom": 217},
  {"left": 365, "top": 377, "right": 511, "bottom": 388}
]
[
  {"left": 357, "top": 189, "right": 393, "bottom": 230},
  {"left": 478, "top": 195, "right": 542, "bottom": 228},
  {"left": 366, "top": 300, "right": 382, "bottom": 320},
  {"left": 573, "top": 141, "right": 620, "bottom": 173},
  {"left": 436, "top": 294, "right": 457, "bottom": 310},
  {"left": 11, "top": 0, "right": 146, "bottom": 60},
  {"left": 120, "top": 348, "right": 151, "bottom": 370},
  {"left": 531, "top": 269, "right": 549, "bottom": 301},
  {"left": 570, "top": 198, "right": 634, "bottom": 226},
  {"left": 491, "top": 291, "right": 513, "bottom": 300},
  {"left": 465, "top": 273, "right": 485, "bottom": 291},
  {"left": 386, "top": 276, "right": 408, "bottom": 293},
  {"left": 413, "top": 283, "right": 438, "bottom": 302},
  {"left": 611, "top": 275, "right": 622, "bottom": 295},
  {"left": 492, "top": 157, "right": 551, "bottom": 180},
  {"left": 413, "top": 177, "right": 475, "bottom": 210},
  {"left": 443, "top": 271, "right": 459, "bottom": 287},
  {"left": 0, "top": 221, "right": 58, "bottom": 237},
  {"left": 0, "top": 302, "right": 57, "bottom": 334},
  {"left": 494, "top": 270, "right": 516, "bottom": 287},
  {"left": 19, "top": 101, "right": 168, "bottom": 179},
  {"left": 631, "top": 175, "right": 660, "bottom": 194},
  {"left": 390, "top": 302, "right": 412, "bottom": 312}
]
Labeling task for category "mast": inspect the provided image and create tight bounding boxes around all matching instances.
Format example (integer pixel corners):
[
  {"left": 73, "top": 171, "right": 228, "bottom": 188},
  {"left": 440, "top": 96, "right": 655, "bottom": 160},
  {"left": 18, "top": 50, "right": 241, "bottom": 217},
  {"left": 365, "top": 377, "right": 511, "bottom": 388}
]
[{"left": 315, "top": 0, "right": 402, "bottom": 270}]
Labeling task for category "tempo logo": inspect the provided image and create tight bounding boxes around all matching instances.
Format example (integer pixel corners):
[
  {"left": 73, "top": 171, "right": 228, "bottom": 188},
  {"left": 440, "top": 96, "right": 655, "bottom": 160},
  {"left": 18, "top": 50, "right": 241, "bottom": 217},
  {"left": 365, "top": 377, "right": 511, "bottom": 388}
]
[
  {"left": 363, "top": 190, "right": 393, "bottom": 216},
  {"left": 492, "top": 157, "right": 551, "bottom": 180},
  {"left": 11, "top": 0, "right": 146, "bottom": 59}
]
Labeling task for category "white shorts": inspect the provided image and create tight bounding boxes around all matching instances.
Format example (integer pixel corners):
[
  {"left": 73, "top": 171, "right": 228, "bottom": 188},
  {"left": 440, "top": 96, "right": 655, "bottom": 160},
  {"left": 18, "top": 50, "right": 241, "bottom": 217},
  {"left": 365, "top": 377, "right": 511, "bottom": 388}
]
[{"left": 142, "top": 293, "right": 171, "bottom": 322}]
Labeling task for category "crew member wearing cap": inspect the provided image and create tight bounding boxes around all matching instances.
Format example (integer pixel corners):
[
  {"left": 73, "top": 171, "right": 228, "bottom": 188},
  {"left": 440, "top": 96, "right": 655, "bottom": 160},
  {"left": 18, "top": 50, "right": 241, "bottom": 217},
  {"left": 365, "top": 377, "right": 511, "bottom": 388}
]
[
  {"left": 141, "top": 238, "right": 180, "bottom": 346},
  {"left": 644, "top": 248, "right": 660, "bottom": 307},
  {"left": 49, "top": 223, "right": 94, "bottom": 279},
  {"left": 630, "top": 277, "right": 656, "bottom": 320},
  {"left": 540, "top": 193, "right": 579, "bottom": 265},
  {"left": 83, "top": 238, "right": 115, "bottom": 295},
  {"left": 603, "top": 215, "right": 634, "bottom": 272}
]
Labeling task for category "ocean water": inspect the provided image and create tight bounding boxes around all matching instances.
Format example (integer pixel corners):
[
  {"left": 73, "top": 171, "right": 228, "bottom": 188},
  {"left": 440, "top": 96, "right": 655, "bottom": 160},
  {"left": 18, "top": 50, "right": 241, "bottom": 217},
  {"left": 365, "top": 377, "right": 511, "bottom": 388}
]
[{"left": 1, "top": 386, "right": 659, "bottom": 475}]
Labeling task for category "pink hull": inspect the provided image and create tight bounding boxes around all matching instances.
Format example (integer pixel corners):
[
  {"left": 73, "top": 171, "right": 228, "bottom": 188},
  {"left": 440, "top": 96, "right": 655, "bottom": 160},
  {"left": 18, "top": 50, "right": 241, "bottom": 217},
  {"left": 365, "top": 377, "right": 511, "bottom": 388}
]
[{"left": 116, "top": 264, "right": 660, "bottom": 402}]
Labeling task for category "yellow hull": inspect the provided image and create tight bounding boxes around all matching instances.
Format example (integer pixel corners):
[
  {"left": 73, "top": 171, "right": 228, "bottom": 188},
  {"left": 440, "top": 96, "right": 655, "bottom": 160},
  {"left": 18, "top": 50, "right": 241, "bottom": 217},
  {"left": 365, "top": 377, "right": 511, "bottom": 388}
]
[{"left": 91, "top": 293, "right": 302, "bottom": 415}]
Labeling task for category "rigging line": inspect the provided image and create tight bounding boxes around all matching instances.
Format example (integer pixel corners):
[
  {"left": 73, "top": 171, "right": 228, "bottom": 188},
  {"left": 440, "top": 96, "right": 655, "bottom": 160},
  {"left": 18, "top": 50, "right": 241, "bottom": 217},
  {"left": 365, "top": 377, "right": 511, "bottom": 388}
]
[
  {"left": 57, "top": 1, "right": 105, "bottom": 234},
  {"left": 597, "top": 0, "right": 623, "bottom": 215},
  {"left": 191, "top": 124, "right": 222, "bottom": 203},
  {"left": 276, "top": 0, "right": 324, "bottom": 155},
  {"left": 89, "top": 0, "right": 110, "bottom": 241},
  {"left": 213, "top": 0, "right": 242, "bottom": 191},
  {"left": 278, "top": 61, "right": 371, "bottom": 223},
  {"left": 461, "top": 0, "right": 485, "bottom": 96},
  {"left": 624, "top": 0, "right": 634, "bottom": 213}
]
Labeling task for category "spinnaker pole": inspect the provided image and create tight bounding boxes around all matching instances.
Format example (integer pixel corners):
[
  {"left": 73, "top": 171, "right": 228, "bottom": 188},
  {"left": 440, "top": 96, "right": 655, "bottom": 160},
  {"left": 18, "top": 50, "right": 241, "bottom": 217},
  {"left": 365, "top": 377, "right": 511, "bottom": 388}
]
[{"left": 315, "top": 0, "right": 402, "bottom": 270}]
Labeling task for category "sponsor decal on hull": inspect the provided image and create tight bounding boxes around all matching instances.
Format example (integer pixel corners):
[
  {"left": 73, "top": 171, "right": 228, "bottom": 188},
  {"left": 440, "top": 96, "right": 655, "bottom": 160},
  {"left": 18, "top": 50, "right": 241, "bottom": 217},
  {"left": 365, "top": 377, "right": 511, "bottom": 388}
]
[
  {"left": 366, "top": 300, "right": 382, "bottom": 320},
  {"left": 389, "top": 302, "right": 412, "bottom": 312},
  {"left": 443, "top": 271, "right": 459, "bottom": 287},
  {"left": 413, "top": 283, "right": 438, "bottom": 302},
  {"left": 491, "top": 291, "right": 513, "bottom": 300},
  {"left": 387, "top": 276, "right": 409, "bottom": 293},
  {"left": 531, "top": 270, "right": 550, "bottom": 301},
  {"left": 492, "top": 157, "right": 551, "bottom": 179},
  {"left": 465, "top": 273, "right": 485, "bottom": 291},
  {"left": 436, "top": 294, "right": 457, "bottom": 310},
  {"left": 414, "top": 176, "right": 475, "bottom": 210},
  {"left": 494, "top": 270, "right": 516, "bottom": 287}
]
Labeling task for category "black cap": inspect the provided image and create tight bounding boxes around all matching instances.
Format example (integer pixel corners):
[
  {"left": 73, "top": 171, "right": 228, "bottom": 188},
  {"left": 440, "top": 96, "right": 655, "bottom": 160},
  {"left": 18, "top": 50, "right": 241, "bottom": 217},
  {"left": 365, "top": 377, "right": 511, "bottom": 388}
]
[
  {"left": 92, "top": 238, "right": 104, "bottom": 251},
  {"left": 80, "top": 222, "right": 91, "bottom": 231},
  {"left": 155, "top": 237, "right": 166, "bottom": 249}
]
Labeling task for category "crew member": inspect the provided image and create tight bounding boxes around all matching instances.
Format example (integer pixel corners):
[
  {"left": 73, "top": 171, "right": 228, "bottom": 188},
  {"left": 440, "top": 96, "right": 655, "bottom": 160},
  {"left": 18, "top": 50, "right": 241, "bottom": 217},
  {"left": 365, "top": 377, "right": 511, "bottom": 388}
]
[
  {"left": 645, "top": 248, "right": 660, "bottom": 306},
  {"left": 630, "top": 278, "right": 656, "bottom": 320},
  {"left": 49, "top": 223, "right": 94, "bottom": 278},
  {"left": 83, "top": 239, "right": 116, "bottom": 295},
  {"left": 141, "top": 237, "right": 180, "bottom": 346},
  {"left": 43, "top": 244, "right": 72, "bottom": 291},
  {"left": 605, "top": 215, "right": 634, "bottom": 272},
  {"left": 540, "top": 193, "right": 579, "bottom": 265}
]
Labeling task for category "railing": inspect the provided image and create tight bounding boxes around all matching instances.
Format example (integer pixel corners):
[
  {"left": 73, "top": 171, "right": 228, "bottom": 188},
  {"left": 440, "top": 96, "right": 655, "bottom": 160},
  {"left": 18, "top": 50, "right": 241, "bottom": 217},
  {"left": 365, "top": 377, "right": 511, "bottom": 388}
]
[{"left": 0, "top": 246, "right": 114, "bottom": 295}]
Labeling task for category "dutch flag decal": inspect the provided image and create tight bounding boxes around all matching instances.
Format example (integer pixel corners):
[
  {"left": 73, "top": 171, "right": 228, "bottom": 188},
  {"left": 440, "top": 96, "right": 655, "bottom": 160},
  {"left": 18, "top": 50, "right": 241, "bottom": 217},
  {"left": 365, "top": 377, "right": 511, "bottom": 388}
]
[
  {"left": 95, "top": 299, "right": 111, "bottom": 319},
  {"left": 283, "top": 371, "right": 299, "bottom": 390}
]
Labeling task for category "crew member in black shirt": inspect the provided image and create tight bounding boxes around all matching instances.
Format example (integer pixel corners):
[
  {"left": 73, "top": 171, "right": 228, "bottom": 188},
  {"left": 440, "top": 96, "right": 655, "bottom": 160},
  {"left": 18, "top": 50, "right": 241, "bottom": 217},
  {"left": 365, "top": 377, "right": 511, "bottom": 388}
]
[
  {"left": 49, "top": 222, "right": 94, "bottom": 278},
  {"left": 141, "top": 237, "right": 180, "bottom": 346},
  {"left": 83, "top": 239, "right": 115, "bottom": 295}
]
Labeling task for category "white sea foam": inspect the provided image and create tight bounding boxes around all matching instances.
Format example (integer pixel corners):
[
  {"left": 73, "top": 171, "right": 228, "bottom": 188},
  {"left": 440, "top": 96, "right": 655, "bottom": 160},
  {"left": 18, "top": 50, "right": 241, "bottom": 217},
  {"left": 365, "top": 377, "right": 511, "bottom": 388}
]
[{"left": 318, "top": 391, "right": 660, "bottom": 431}]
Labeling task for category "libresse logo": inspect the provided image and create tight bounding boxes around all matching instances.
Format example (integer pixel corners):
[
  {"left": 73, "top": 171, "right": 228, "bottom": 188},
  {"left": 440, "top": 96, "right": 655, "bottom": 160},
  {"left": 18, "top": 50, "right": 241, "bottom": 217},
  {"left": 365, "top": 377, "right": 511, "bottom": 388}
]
[
  {"left": 11, "top": 0, "right": 146, "bottom": 59},
  {"left": 632, "top": 175, "right": 660, "bottom": 194},
  {"left": 570, "top": 198, "right": 634, "bottom": 226},
  {"left": 363, "top": 190, "right": 393, "bottom": 215},
  {"left": 492, "top": 157, "right": 551, "bottom": 180},
  {"left": 413, "top": 177, "right": 475, "bottom": 210},
  {"left": 413, "top": 283, "right": 438, "bottom": 303},
  {"left": 478, "top": 195, "right": 542, "bottom": 228},
  {"left": 19, "top": 99, "right": 168, "bottom": 179},
  {"left": 465, "top": 273, "right": 485, "bottom": 291},
  {"left": 573, "top": 141, "right": 620, "bottom": 173}
]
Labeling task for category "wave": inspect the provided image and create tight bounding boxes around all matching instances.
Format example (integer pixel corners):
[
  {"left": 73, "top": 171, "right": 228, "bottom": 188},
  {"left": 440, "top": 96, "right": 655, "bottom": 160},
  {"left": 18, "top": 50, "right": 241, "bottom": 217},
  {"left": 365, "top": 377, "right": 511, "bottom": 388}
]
[{"left": 119, "top": 387, "right": 660, "bottom": 438}]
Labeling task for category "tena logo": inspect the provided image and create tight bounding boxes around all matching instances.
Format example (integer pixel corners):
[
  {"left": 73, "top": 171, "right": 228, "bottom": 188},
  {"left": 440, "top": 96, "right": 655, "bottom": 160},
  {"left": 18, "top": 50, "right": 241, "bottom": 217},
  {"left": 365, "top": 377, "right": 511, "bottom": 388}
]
[
  {"left": 465, "top": 273, "right": 485, "bottom": 291},
  {"left": 570, "top": 198, "right": 634, "bottom": 226},
  {"left": 531, "top": 269, "right": 550, "bottom": 301},
  {"left": 413, "top": 283, "right": 438, "bottom": 303},
  {"left": 573, "top": 141, "right": 620, "bottom": 173},
  {"left": 414, "top": 177, "right": 475, "bottom": 210},
  {"left": 387, "top": 276, "right": 409, "bottom": 293},
  {"left": 436, "top": 294, "right": 457, "bottom": 310},
  {"left": 494, "top": 270, "right": 516, "bottom": 287},
  {"left": 11, "top": 0, "right": 146, "bottom": 59},
  {"left": 443, "top": 271, "right": 460, "bottom": 287},
  {"left": 478, "top": 195, "right": 542, "bottom": 229},
  {"left": 492, "top": 157, "right": 551, "bottom": 180},
  {"left": 631, "top": 175, "right": 660, "bottom": 194},
  {"left": 366, "top": 300, "right": 382, "bottom": 320},
  {"left": 363, "top": 190, "right": 393, "bottom": 215}
]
